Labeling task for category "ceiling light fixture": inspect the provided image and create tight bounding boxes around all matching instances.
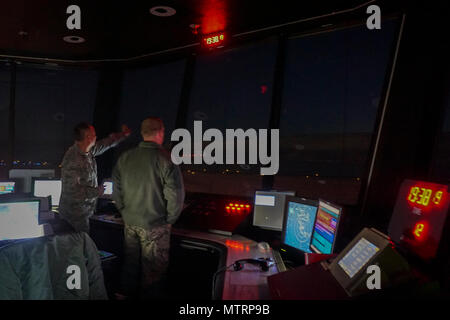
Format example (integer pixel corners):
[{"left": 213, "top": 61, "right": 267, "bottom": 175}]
[
  {"left": 63, "top": 35, "right": 85, "bottom": 44},
  {"left": 150, "top": 6, "right": 176, "bottom": 17}
]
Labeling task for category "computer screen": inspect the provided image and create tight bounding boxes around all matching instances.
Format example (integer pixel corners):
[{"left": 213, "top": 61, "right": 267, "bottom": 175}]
[
  {"left": 9, "top": 169, "right": 55, "bottom": 193},
  {"left": 253, "top": 190, "right": 295, "bottom": 231},
  {"left": 0, "top": 181, "right": 15, "bottom": 195},
  {"left": 33, "top": 179, "right": 62, "bottom": 208},
  {"left": 282, "top": 197, "right": 318, "bottom": 253},
  {"left": 0, "top": 200, "right": 44, "bottom": 240},
  {"left": 337, "top": 237, "right": 380, "bottom": 279},
  {"left": 103, "top": 181, "right": 113, "bottom": 195},
  {"left": 310, "top": 199, "right": 342, "bottom": 254}
]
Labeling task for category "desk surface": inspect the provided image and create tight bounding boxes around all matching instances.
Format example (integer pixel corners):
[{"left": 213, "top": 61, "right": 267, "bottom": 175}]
[{"left": 91, "top": 214, "right": 279, "bottom": 300}]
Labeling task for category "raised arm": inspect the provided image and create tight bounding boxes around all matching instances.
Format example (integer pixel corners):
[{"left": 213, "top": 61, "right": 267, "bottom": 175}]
[{"left": 91, "top": 125, "right": 131, "bottom": 157}]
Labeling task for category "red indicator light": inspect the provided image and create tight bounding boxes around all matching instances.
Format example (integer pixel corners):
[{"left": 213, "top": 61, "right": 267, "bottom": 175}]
[
  {"left": 225, "top": 240, "right": 244, "bottom": 250},
  {"left": 245, "top": 205, "right": 250, "bottom": 208}
]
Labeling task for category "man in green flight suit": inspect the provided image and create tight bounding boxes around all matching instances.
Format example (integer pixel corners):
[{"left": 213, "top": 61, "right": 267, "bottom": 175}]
[
  {"left": 112, "top": 117, "right": 185, "bottom": 299},
  {"left": 59, "top": 122, "right": 131, "bottom": 233}
]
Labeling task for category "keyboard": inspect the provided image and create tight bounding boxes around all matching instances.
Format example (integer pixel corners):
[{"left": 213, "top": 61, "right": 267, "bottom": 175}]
[{"left": 272, "top": 249, "right": 287, "bottom": 272}]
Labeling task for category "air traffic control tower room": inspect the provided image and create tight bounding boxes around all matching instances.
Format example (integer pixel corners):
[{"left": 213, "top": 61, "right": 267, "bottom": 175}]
[{"left": 0, "top": 0, "right": 449, "bottom": 304}]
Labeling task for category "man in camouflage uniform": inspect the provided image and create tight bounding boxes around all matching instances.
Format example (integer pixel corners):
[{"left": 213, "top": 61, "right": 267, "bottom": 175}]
[
  {"left": 112, "top": 117, "right": 185, "bottom": 299},
  {"left": 59, "top": 122, "right": 131, "bottom": 233}
]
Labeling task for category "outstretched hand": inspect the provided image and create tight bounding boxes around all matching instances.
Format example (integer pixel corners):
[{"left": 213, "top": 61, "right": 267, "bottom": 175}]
[{"left": 121, "top": 124, "right": 131, "bottom": 137}]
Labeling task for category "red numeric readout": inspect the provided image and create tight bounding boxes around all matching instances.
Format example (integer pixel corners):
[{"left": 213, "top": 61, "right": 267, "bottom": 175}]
[{"left": 407, "top": 186, "right": 444, "bottom": 207}]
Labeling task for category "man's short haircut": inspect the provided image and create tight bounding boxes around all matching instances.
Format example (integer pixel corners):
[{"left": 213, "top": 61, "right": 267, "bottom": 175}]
[
  {"left": 141, "top": 117, "right": 164, "bottom": 137},
  {"left": 74, "top": 122, "right": 92, "bottom": 141}
]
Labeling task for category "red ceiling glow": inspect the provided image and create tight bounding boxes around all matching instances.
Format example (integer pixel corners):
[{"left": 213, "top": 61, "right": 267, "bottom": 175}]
[{"left": 200, "top": 0, "right": 227, "bottom": 35}]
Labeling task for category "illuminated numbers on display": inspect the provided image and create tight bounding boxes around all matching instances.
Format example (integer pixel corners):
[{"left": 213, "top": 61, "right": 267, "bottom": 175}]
[
  {"left": 417, "top": 188, "right": 432, "bottom": 206},
  {"left": 413, "top": 222, "right": 426, "bottom": 240},
  {"left": 407, "top": 186, "right": 444, "bottom": 207},
  {"left": 408, "top": 187, "right": 419, "bottom": 203},
  {"left": 432, "top": 191, "right": 443, "bottom": 205},
  {"left": 203, "top": 34, "right": 225, "bottom": 46}
]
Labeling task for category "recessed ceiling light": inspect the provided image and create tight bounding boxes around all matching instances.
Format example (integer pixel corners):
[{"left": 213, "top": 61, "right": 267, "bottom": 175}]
[
  {"left": 63, "top": 35, "right": 85, "bottom": 43},
  {"left": 150, "top": 6, "right": 176, "bottom": 17}
]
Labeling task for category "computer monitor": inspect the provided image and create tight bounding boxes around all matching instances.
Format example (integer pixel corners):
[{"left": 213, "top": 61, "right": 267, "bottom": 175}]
[
  {"left": 0, "top": 199, "right": 44, "bottom": 241},
  {"left": 310, "top": 199, "right": 343, "bottom": 254},
  {"left": 101, "top": 180, "right": 113, "bottom": 198},
  {"left": 32, "top": 178, "right": 62, "bottom": 210},
  {"left": 328, "top": 228, "right": 408, "bottom": 297},
  {"left": 253, "top": 190, "right": 296, "bottom": 231},
  {"left": 9, "top": 169, "right": 55, "bottom": 193},
  {"left": 0, "top": 181, "right": 15, "bottom": 195},
  {"left": 281, "top": 196, "right": 318, "bottom": 254}
]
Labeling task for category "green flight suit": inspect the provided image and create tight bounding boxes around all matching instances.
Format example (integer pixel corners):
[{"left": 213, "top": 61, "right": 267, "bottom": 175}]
[{"left": 112, "top": 141, "right": 185, "bottom": 297}]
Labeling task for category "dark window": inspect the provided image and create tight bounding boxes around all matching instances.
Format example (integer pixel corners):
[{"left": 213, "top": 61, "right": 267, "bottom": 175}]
[
  {"left": 183, "top": 39, "right": 277, "bottom": 196},
  {"left": 14, "top": 66, "right": 98, "bottom": 167},
  {"left": 275, "top": 20, "right": 399, "bottom": 204},
  {"left": 115, "top": 60, "right": 186, "bottom": 157},
  {"left": 430, "top": 72, "right": 450, "bottom": 182},
  {"left": 0, "top": 65, "right": 11, "bottom": 171}
]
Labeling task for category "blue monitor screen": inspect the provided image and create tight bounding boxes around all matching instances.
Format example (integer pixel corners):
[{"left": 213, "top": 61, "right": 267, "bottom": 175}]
[
  {"left": 283, "top": 201, "right": 318, "bottom": 253},
  {"left": 0, "top": 182, "right": 15, "bottom": 195},
  {"left": 338, "top": 237, "right": 379, "bottom": 278}
]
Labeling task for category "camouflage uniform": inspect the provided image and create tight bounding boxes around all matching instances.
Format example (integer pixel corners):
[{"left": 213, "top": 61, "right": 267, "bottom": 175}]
[
  {"left": 112, "top": 141, "right": 185, "bottom": 298},
  {"left": 121, "top": 224, "right": 171, "bottom": 297},
  {"left": 59, "top": 133, "right": 126, "bottom": 233}
]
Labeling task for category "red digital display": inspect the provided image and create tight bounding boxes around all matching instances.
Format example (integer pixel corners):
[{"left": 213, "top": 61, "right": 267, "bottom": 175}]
[
  {"left": 388, "top": 179, "right": 450, "bottom": 260},
  {"left": 407, "top": 186, "right": 445, "bottom": 207},
  {"left": 412, "top": 221, "right": 427, "bottom": 241},
  {"left": 201, "top": 32, "right": 226, "bottom": 48}
]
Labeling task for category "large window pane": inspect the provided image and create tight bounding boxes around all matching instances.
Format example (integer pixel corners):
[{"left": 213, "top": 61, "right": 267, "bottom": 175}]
[
  {"left": 0, "top": 64, "right": 11, "bottom": 174},
  {"left": 14, "top": 66, "right": 98, "bottom": 167},
  {"left": 275, "top": 20, "right": 399, "bottom": 204},
  {"left": 115, "top": 59, "right": 186, "bottom": 157},
  {"left": 430, "top": 72, "right": 450, "bottom": 181},
  {"left": 183, "top": 39, "right": 277, "bottom": 196}
]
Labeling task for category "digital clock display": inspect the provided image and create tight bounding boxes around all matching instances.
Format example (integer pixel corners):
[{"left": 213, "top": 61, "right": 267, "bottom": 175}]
[
  {"left": 201, "top": 32, "right": 226, "bottom": 48},
  {"left": 388, "top": 179, "right": 450, "bottom": 260},
  {"left": 407, "top": 186, "right": 444, "bottom": 207}
]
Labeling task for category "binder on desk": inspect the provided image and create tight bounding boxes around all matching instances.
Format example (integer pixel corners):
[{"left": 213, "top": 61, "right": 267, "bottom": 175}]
[
  {"left": 304, "top": 253, "right": 337, "bottom": 265},
  {"left": 267, "top": 262, "right": 348, "bottom": 300}
]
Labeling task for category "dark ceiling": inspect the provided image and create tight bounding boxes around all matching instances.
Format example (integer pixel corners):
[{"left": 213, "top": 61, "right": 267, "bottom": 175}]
[{"left": 0, "top": 0, "right": 404, "bottom": 64}]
